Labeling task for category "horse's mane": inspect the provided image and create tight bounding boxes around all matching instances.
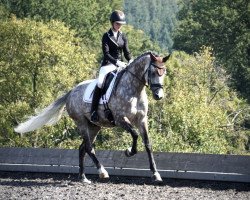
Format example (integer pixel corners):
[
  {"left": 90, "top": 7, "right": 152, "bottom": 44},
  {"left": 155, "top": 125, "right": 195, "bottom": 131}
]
[
  {"left": 127, "top": 51, "right": 152, "bottom": 69},
  {"left": 112, "top": 52, "right": 152, "bottom": 92},
  {"left": 133, "top": 51, "right": 151, "bottom": 63}
]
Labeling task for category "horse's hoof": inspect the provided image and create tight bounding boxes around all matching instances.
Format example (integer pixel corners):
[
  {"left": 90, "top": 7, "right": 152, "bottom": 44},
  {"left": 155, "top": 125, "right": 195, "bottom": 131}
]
[
  {"left": 81, "top": 178, "right": 91, "bottom": 184},
  {"left": 152, "top": 172, "right": 163, "bottom": 183},
  {"left": 99, "top": 172, "right": 109, "bottom": 179},
  {"left": 98, "top": 166, "right": 109, "bottom": 179},
  {"left": 125, "top": 148, "right": 132, "bottom": 157},
  {"left": 125, "top": 147, "right": 136, "bottom": 157},
  {"left": 79, "top": 174, "right": 91, "bottom": 184}
]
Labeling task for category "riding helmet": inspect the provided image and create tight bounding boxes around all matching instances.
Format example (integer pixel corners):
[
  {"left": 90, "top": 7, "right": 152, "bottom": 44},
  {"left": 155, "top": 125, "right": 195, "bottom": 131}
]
[{"left": 110, "top": 10, "right": 126, "bottom": 24}]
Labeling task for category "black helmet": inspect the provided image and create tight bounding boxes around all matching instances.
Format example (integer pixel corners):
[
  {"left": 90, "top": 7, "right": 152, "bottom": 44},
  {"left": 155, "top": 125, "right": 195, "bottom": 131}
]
[{"left": 110, "top": 10, "right": 126, "bottom": 24}]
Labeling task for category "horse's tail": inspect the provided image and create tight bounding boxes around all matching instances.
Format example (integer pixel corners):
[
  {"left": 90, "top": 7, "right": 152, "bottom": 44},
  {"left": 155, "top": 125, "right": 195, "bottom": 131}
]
[{"left": 14, "top": 91, "right": 71, "bottom": 134}]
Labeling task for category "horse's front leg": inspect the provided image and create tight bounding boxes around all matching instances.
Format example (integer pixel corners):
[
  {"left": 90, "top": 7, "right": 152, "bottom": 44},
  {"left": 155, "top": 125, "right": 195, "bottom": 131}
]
[
  {"left": 139, "top": 118, "right": 162, "bottom": 182},
  {"left": 118, "top": 117, "right": 139, "bottom": 157}
]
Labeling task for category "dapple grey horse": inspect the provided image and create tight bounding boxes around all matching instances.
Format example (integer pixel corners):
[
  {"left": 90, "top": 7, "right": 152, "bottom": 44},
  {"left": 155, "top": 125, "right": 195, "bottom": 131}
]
[{"left": 15, "top": 51, "right": 171, "bottom": 183}]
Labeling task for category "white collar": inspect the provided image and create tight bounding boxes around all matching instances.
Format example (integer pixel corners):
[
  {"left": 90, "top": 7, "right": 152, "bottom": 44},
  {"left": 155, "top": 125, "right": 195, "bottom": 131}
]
[{"left": 112, "top": 30, "right": 118, "bottom": 39}]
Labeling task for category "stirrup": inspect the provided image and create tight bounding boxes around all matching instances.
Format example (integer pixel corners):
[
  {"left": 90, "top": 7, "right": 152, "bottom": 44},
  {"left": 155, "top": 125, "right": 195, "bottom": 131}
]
[
  {"left": 104, "top": 108, "right": 115, "bottom": 125},
  {"left": 91, "top": 111, "right": 99, "bottom": 122}
]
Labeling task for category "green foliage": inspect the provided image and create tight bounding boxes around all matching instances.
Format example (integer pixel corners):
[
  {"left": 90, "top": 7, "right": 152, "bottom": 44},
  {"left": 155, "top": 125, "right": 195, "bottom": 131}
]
[
  {"left": 0, "top": 0, "right": 165, "bottom": 149},
  {"left": 0, "top": 0, "right": 122, "bottom": 49},
  {"left": 0, "top": 3, "right": 9, "bottom": 20},
  {"left": 123, "top": 25, "right": 162, "bottom": 56},
  {"left": 149, "top": 47, "right": 249, "bottom": 154},
  {"left": 0, "top": 17, "right": 96, "bottom": 147},
  {"left": 173, "top": 0, "right": 250, "bottom": 101},
  {"left": 0, "top": 1, "right": 249, "bottom": 154},
  {"left": 124, "top": 0, "right": 178, "bottom": 51},
  {"left": 94, "top": 48, "right": 249, "bottom": 154}
]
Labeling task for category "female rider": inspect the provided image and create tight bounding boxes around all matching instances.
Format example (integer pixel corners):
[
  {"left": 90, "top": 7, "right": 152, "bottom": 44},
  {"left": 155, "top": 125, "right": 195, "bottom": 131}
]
[{"left": 90, "top": 10, "right": 133, "bottom": 122}]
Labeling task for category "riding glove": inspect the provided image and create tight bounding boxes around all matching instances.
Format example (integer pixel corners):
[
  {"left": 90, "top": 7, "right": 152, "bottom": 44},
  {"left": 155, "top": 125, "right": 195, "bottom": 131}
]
[{"left": 116, "top": 60, "right": 127, "bottom": 69}]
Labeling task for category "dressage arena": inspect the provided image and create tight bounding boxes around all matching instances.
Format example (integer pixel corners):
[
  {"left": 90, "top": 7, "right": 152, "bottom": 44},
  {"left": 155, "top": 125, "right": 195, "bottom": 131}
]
[{"left": 0, "top": 148, "right": 249, "bottom": 199}]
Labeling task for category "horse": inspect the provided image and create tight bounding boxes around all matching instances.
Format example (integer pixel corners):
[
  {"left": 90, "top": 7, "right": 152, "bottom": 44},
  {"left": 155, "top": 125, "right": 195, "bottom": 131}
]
[{"left": 14, "top": 51, "right": 171, "bottom": 183}]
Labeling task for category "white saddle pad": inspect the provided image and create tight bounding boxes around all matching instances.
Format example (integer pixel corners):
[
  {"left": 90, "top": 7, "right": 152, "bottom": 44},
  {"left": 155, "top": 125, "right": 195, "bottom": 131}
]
[{"left": 83, "top": 76, "right": 117, "bottom": 104}]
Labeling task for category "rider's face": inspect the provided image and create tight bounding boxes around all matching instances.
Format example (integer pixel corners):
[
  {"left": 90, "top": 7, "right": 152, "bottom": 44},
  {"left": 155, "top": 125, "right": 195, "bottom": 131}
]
[{"left": 113, "top": 22, "right": 122, "bottom": 31}]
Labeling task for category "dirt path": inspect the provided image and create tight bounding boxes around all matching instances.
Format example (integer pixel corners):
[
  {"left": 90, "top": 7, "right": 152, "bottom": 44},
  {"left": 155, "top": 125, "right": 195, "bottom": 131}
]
[{"left": 0, "top": 172, "right": 249, "bottom": 200}]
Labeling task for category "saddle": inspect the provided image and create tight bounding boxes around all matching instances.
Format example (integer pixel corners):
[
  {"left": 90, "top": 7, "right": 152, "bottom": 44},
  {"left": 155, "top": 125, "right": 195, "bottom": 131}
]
[
  {"left": 83, "top": 71, "right": 115, "bottom": 104},
  {"left": 102, "top": 70, "right": 117, "bottom": 95},
  {"left": 83, "top": 69, "right": 125, "bottom": 124}
]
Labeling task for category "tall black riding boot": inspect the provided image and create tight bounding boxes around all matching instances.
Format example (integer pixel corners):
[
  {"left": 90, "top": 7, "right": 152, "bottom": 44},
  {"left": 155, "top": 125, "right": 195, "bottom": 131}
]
[{"left": 90, "top": 86, "right": 102, "bottom": 122}]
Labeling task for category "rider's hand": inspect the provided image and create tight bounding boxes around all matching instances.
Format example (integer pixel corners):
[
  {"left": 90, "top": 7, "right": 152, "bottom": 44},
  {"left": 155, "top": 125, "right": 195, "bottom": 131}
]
[{"left": 116, "top": 60, "right": 127, "bottom": 69}]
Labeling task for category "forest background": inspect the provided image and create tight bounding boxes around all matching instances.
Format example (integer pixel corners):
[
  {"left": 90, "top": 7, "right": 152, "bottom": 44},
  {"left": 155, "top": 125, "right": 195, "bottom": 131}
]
[{"left": 0, "top": 0, "right": 249, "bottom": 154}]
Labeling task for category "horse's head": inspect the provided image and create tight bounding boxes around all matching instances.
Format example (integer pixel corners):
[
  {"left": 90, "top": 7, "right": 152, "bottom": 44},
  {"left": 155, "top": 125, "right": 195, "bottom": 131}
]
[
  {"left": 147, "top": 53, "right": 171, "bottom": 100},
  {"left": 125, "top": 52, "right": 171, "bottom": 100}
]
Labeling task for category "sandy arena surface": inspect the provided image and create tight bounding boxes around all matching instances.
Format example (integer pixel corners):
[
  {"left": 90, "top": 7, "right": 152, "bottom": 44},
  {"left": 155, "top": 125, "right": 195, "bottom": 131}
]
[{"left": 0, "top": 171, "right": 249, "bottom": 200}]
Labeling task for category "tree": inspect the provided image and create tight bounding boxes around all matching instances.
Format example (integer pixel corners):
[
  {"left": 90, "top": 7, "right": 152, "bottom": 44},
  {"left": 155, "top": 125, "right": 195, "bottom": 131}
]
[
  {"left": 0, "top": 17, "right": 96, "bottom": 147},
  {"left": 123, "top": 25, "right": 162, "bottom": 56},
  {"left": 148, "top": 47, "right": 249, "bottom": 154},
  {"left": 173, "top": 0, "right": 250, "bottom": 101},
  {"left": 124, "top": 0, "right": 178, "bottom": 51},
  {"left": 0, "top": 14, "right": 163, "bottom": 148},
  {"left": 2, "top": 1, "right": 248, "bottom": 154},
  {"left": 0, "top": 0, "right": 122, "bottom": 49},
  {"left": 0, "top": 3, "right": 9, "bottom": 20}
]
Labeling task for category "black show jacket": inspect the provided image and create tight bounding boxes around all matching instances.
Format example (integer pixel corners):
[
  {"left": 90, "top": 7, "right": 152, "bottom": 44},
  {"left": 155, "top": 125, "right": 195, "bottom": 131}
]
[{"left": 101, "top": 29, "right": 132, "bottom": 66}]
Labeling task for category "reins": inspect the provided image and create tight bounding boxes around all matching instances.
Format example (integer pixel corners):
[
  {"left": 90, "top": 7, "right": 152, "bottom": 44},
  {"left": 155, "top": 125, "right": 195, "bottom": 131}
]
[{"left": 125, "top": 67, "right": 148, "bottom": 86}]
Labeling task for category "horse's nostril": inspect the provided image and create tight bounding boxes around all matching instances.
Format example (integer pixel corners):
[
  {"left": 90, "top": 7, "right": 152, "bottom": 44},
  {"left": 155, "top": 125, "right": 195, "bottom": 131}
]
[
  {"left": 153, "top": 89, "right": 164, "bottom": 100},
  {"left": 154, "top": 93, "right": 163, "bottom": 100}
]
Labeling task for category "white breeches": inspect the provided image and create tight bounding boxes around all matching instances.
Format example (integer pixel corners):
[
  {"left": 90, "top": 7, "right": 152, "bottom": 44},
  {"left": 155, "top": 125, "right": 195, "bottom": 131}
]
[{"left": 97, "top": 63, "right": 117, "bottom": 88}]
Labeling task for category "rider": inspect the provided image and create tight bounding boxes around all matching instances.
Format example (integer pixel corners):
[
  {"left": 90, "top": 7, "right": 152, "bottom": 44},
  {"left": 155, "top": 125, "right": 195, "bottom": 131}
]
[{"left": 90, "top": 10, "right": 133, "bottom": 122}]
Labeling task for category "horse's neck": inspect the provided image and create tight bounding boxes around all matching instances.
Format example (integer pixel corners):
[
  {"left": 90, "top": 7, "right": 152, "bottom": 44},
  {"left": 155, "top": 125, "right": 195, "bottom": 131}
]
[
  {"left": 129, "top": 55, "right": 150, "bottom": 76},
  {"left": 118, "top": 55, "right": 150, "bottom": 95}
]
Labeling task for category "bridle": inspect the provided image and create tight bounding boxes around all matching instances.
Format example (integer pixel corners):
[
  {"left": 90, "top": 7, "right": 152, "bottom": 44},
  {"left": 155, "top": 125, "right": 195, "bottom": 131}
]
[
  {"left": 148, "top": 61, "right": 166, "bottom": 90},
  {"left": 126, "top": 59, "right": 166, "bottom": 90}
]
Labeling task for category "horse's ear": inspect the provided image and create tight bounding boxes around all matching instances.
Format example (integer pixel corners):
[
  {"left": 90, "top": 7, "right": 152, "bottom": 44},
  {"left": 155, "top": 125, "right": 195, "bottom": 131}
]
[
  {"left": 150, "top": 52, "right": 157, "bottom": 61},
  {"left": 162, "top": 54, "right": 171, "bottom": 63}
]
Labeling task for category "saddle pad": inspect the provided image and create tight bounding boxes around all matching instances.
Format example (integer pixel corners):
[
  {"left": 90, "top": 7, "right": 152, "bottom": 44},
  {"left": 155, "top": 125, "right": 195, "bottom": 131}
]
[{"left": 83, "top": 77, "right": 116, "bottom": 104}]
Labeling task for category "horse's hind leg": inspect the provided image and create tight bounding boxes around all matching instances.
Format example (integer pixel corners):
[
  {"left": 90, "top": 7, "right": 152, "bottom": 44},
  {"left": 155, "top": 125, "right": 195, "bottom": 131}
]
[
  {"left": 78, "top": 140, "right": 90, "bottom": 183},
  {"left": 78, "top": 120, "right": 109, "bottom": 183}
]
